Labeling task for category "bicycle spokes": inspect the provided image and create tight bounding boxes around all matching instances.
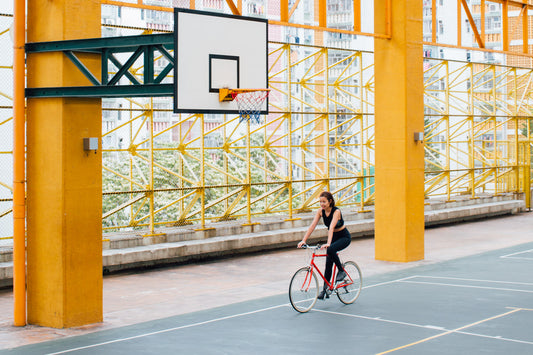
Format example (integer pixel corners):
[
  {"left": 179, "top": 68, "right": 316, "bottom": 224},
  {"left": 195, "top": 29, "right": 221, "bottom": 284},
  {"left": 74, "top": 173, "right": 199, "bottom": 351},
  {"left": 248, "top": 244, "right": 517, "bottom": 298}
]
[{"left": 289, "top": 267, "right": 319, "bottom": 313}]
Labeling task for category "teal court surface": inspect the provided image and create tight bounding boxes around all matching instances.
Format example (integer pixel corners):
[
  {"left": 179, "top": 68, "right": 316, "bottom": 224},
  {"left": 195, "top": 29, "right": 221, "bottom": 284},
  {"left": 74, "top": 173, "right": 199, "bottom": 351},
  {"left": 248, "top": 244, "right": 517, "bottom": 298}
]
[{"left": 2, "top": 228, "right": 533, "bottom": 354}]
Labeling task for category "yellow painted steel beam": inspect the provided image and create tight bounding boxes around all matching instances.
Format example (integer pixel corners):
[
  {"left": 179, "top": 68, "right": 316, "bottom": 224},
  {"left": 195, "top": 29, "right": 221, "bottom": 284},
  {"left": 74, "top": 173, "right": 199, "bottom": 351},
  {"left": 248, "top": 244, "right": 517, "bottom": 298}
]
[
  {"left": 432, "top": 0, "right": 437, "bottom": 43},
  {"left": 280, "top": 0, "right": 289, "bottom": 22},
  {"left": 318, "top": 0, "right": 326, "bottom": 28},
  {"left": 491, "top": 0, "right": 533, "bottom": 10},
  {"left": 101, "top": 0, "right": 174, "bottom": 12},
  {"left": 354, "top": 0, "right": 361, "bottom": 31},
  {"left": 102, "top": 194, "right": 144, "bottom": 219},
  {"left": 225, "top": 0, "right": 241, "bottom": 16},
  {"left": 0, "top": 180, "right": 12, "bottom": 192},
  {"left": 523, "top": 4, "right": 529, "bottom": 54},
  {"left": 101, "top": 0, "right": 390, "bottom": 39},
  {"left": 481, "top": 0, "right": 486, "bottom": 43},
  {"left": 457, "top": 0, "right": 462, "bottom": 46},
  {"left": 424, "top": 40, "right": 533, "bottom": 59},
  {"left": 503, "top": 0, "right": 510, "bottom": 51},
  {"left": 461, "top": 0, "right": 485, "bottom": 48},
  {"left": 508, "top": 5, "right": 527, "bottom": 50},
  {"left": 97, "top": 37, "right": 533, "bottom": 235},
  {"left": 288, "top": 0, "right": 301, "bottom": 21}
]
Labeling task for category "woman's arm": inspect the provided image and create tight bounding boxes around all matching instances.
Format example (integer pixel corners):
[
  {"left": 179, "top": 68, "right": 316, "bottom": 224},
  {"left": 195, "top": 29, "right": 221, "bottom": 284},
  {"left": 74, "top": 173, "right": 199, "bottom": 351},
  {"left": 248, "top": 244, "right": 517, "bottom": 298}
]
[
  {"left": 298, "top": 209, "right": 322, "bottom": 248},
  {"left": 321, "top": 209, "right": 341, "bottom": 249}
]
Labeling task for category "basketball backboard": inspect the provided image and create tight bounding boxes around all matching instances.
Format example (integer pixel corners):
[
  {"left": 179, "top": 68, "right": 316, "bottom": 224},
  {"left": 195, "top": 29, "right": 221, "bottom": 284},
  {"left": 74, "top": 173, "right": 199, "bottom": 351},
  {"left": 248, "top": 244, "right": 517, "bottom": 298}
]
[{"left": 173, "top": 9, "right": 268, "bottom": 114}]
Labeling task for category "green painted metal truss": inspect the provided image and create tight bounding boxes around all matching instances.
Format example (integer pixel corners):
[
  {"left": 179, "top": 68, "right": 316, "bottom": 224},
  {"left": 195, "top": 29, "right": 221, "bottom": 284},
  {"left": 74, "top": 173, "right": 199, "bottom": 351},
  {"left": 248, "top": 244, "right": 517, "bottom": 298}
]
[{"left": 25, "top": 33, "right": 174, "bottom": 98}]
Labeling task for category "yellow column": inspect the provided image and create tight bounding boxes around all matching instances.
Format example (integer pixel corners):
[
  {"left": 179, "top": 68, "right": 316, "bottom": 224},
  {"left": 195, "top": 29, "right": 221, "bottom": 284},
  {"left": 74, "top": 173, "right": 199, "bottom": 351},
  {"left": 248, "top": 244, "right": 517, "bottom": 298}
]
[
  {"left": 374, "top": 0, "right": 425, "bottom": 262},
  {"left": 26, "top": 0, "right": 102, "bottom": 327},
  {"left": 13, "top": 0, "right": 26, "bottom": 326}
]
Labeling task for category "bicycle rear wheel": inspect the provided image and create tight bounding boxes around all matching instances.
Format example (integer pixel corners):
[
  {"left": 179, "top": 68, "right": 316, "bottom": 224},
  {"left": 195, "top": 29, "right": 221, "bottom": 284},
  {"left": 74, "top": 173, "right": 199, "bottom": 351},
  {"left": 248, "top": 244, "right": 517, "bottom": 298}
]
[
  {"left": 289, "top": 267, "right": 319, "bottom": 313},
  {"left": 336, "top": 261, "right": 362, "bottom": 305}
]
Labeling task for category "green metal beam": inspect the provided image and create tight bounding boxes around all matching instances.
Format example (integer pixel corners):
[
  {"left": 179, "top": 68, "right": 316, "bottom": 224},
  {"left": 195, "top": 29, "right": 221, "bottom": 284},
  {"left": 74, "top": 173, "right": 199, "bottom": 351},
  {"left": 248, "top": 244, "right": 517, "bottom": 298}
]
[
  {"left": 25, "top": 34, "right": 175, "bottom": 98},
  {"left": 25, "top": 84, "right": 174, "bottom": 98},
  {"left": 25, "top": 33, "right": 174, "bottom": 53},
  {"left": 64, "top": 51, "right": 101, "bottom": 86},
  {"left": 107, "top": 53, "right": 141, "bottom": 85},
  {"left": 108, "top": 47, "right": 144, "bottom": 86}
]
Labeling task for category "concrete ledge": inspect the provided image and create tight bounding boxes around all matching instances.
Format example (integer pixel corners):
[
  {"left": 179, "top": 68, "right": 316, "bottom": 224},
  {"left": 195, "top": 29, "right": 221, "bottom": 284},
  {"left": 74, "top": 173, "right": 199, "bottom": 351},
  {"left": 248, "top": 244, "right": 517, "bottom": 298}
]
[
  {"left": 0, "top": 262, "right": 13, "bottom": 288},
  {"left": 0, "top": 195, "right": 527, "bottom": 285},
  {"left": 0, "top": 249, "right": 12, "bottom": 263},
  {"left": 424, "top": 200, "right": 525, "bottom": 226},
  {"left": 101, "top": 198, "right": 525, "bottom": 273},
  {"left": 102, "top": 220, "right": 376, "bottom": 273}
]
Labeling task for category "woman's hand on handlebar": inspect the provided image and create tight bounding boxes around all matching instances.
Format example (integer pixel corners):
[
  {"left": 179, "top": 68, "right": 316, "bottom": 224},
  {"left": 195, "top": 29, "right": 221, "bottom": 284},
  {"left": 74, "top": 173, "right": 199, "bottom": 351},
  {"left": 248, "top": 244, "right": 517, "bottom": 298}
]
[
  {"left": 320, "top": 243, "right": 330, "bottom": 250},
  {"left": 297, "top": 240, "right": 306, "bottom": 248}
]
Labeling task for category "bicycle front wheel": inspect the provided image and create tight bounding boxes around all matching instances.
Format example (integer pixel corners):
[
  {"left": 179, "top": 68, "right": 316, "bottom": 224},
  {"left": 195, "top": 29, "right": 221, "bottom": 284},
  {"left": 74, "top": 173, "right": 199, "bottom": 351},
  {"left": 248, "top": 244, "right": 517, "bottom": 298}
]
[
  {"left": 336, "top": 261, "right": 362, "bottom": 305},
  {"left": 289, "top": 267, "right": 319, "bottom": 313}
]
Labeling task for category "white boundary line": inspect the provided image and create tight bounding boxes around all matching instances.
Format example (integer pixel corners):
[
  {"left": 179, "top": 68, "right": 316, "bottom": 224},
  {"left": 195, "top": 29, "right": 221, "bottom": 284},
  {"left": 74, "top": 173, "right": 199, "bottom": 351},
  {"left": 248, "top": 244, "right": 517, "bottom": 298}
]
[
  {"left": 413, "top": 275, "right": 533, "bottom": 286},
  {"left": 361, "top": 276, "right": 418, "bottom": 289},
  {"left": 500, "top": 248, "right": 533, "bottom": 260},
  {"left": 46, "top": 275, "right": 414, "bottom": 354},
  {"left": 455, "top": 330, "right": 533, "bottom": 346},
  {"left": 312, "top": 309, "right": 442, "bottom": 330},
  {"left": 399, "top": 280, "right": 533, "bottom": 294},
  {"left": 313, "top": 308, "right": 533, "bottom": 347},
  {"left": 46, "top": 304, "right": 287, "bottom": 355},
  {"left": 44, "top": 273, "right": 533, "bottom": 354}
]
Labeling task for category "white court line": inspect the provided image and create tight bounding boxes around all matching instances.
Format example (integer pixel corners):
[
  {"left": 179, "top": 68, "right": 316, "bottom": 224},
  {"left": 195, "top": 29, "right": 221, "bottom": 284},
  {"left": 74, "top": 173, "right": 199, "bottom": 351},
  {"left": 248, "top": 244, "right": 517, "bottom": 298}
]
[
  {"left": 501, "top": 256, "right": 533, "bottom": 261},
  {"left": 46, "top": 303, "right": 288, "bottom": 355},
  {"left": 47, "top": 275, "right": 414, "bottom": 354},
  {"left": 312, "top": 308, "right": 441, "bottom": 330},
  {"left": 361, "top": 275, "right": 418, "bottom": 289},
  {"left": 400, "top": 280, "right": 533, "bottom": 294},
  {"left": 455, "top": 330, "right": 533, "bottom": 346},
  {"left": 500, "top": 248, "right": 533, "bottom": 259},
  {"left": 314, "top": 308, "right": 533, "bottom": 347},
  {"left": 413, "top": 275, "right": 533, "bottom": 287}
]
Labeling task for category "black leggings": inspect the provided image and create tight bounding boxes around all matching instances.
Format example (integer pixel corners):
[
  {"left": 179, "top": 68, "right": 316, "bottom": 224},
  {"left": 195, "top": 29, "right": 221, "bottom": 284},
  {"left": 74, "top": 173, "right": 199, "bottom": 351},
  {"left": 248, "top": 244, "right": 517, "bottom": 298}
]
[{"left": 324, "top": 228, "right": 351, "bottom": 284}]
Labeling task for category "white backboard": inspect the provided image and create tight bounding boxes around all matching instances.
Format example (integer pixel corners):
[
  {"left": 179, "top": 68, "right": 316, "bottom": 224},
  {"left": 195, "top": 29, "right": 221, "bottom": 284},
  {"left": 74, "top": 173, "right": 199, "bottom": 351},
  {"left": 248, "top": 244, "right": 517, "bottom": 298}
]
[{"left": 174, "top": 9, "right": 268, "bottom": 114}]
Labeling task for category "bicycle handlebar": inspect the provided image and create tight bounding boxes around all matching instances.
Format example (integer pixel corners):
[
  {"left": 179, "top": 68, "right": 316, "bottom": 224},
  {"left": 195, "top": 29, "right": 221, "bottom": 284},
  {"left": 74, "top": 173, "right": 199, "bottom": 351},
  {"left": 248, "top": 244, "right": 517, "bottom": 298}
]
[{"left": 300, "top": 243, "right": 322, "bottom": 250}]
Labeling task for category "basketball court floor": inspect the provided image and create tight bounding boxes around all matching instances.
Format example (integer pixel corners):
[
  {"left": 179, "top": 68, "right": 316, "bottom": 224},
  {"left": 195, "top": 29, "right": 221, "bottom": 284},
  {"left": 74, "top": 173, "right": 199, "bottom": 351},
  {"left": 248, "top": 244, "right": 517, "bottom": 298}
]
[{"left": 2, "top": 231, "right": 532, "bottom": 354}]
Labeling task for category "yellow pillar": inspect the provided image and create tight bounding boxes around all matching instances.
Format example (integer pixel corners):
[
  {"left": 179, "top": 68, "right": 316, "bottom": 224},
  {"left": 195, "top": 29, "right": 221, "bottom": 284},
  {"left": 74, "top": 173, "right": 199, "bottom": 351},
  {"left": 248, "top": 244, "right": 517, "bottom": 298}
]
[
  {"left": 13, "top": 0, "right": 26, "bottom": 326},
  {"left": 374, "top": 0, "right": 425, "bottom": 262},
  {"left": 26, "top": 0, "right": 102, "bottom": 327}
]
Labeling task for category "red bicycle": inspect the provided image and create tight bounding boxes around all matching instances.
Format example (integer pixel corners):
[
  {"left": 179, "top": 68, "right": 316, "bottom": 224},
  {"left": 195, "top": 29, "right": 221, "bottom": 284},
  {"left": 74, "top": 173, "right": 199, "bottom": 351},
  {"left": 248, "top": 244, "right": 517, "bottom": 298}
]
[{"left": 289, "top": 244, "right": 362, "bottom": 313}]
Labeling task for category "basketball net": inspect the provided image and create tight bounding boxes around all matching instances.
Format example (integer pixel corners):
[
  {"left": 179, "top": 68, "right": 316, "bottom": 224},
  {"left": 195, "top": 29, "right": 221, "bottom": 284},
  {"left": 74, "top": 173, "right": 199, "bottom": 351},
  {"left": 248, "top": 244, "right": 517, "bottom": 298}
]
[{"left": 232, "top": 90, "right": 269, "bottom": 124}]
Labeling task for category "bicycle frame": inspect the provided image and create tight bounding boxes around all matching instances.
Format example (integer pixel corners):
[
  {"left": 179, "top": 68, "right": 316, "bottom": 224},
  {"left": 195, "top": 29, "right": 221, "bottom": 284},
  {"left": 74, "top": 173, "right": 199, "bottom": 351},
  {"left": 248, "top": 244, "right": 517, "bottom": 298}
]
[{"left": 305, "top": 247, "right": 353, "bottom": 291}]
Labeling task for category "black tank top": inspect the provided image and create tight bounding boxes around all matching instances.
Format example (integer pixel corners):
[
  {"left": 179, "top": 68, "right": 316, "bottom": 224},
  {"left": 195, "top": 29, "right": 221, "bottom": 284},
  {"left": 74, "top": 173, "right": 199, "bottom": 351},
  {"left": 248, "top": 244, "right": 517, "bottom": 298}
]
[{"left": 322, "top": 206, "right": 344, "bottom": 230}]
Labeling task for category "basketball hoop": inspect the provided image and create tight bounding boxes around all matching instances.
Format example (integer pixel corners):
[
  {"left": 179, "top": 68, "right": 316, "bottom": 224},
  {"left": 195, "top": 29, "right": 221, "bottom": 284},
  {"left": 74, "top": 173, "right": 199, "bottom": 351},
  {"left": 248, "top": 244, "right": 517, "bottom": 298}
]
[{"left": 221, "top": 89, "right": 269, "bottom": 124}]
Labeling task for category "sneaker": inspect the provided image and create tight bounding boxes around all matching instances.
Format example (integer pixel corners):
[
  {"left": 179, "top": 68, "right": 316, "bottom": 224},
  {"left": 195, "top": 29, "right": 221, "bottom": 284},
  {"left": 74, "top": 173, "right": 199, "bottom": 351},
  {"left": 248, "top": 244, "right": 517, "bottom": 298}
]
[
  {"left": 335, "top": 270, "right": 347, "bottom": 282},
  {"left": 317, "top": 287, "right": 330, "bottom": 300}
]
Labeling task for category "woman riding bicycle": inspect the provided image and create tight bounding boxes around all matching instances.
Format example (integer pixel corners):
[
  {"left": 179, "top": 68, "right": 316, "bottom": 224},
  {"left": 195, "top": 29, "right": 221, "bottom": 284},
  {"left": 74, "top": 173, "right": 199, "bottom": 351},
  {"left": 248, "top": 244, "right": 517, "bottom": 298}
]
[{"left": 297, "top": 191, "right": 351, "bottom": 299}]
